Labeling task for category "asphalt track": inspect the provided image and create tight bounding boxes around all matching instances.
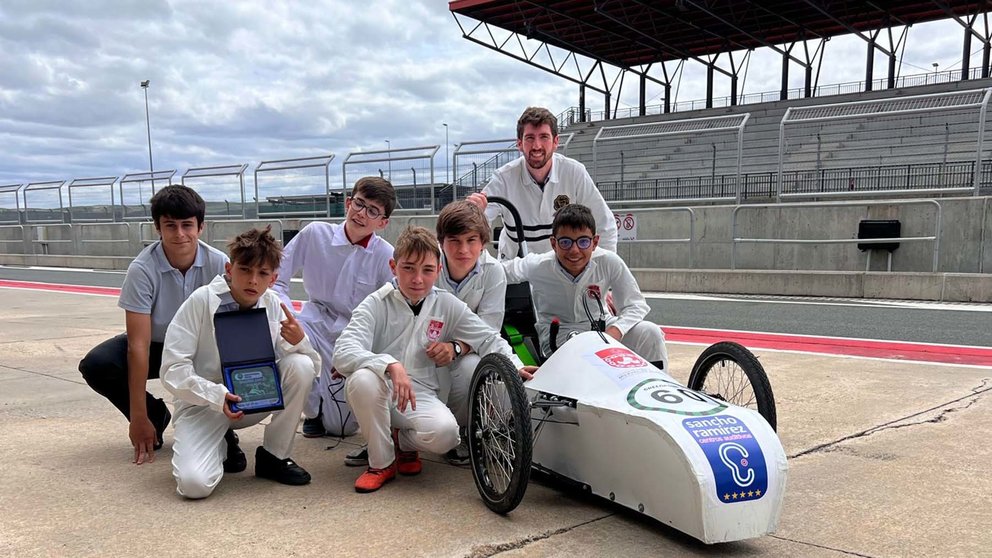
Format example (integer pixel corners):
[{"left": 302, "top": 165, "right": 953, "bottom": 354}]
[
  {"left": 2, "top": 264, "right": 989, "bottom": 355},
  {"left": 1, "top": 267, "right": 991, "bottom": 557}
]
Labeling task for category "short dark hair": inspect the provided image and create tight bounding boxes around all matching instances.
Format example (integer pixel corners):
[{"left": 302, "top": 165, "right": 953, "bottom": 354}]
[
  {"left": 352, "top": 177, "right": 397, "bottom": 218},
  {"left": 150, "top": 185, "right": 206, "bottom": 228},
  {"left": 516, "top": 106, "right": 559, "bottom": 139},
  {"left": 227, "top": 225, "right": 282, "bottom": 270},
  {"left": 394, "top": 225, "right": 441, "bottom": 264},
  {"left": 552, "top": 204, "right": 596, "bottom": 236},
  {"left": 436, "top": 200, "right": 490, "bottom": 246}
]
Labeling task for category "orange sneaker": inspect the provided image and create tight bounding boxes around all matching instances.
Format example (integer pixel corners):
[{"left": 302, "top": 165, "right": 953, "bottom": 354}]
[
  {"left": 393, "top": 429, "right": 422, "bottom": 476},
  {"left": 354, "top": 463, "right": 396, "bottom": 493}
]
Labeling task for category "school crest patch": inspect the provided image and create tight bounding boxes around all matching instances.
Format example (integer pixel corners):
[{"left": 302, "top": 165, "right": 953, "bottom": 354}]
[
  {"left": 553, "top": 195, "right": 570, "bottom": 210},
  {"left": 427, "top": 319, "right": 444, "bottom": 341}
]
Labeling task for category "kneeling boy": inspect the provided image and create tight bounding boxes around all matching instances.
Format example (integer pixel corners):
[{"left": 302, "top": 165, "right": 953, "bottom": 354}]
[
  {"left": 161, "top": 227, "right": 321, "bottom": 499},
  {"left": 334, "top": 226, "right": 534, "bottom": 493},
  {"left": 502, "top": 204, "right": 669, "bottom": 368}
]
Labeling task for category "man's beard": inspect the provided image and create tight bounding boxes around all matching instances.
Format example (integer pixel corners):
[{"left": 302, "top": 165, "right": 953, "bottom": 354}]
[{"left": 527, "top": 151, "right": 551, "bottom": 170}]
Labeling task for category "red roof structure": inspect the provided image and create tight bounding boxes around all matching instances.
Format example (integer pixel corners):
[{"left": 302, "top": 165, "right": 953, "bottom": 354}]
[{"left": 450, "top": 1, "right": 992, "bottom": 116}]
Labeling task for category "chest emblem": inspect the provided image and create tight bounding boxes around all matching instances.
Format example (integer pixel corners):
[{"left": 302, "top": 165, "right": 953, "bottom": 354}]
[
  {"left": 553, "top": 195, "right": 570, "bottom": 211},
  {"left": 427, "top": 319, "right": 444, "bottom": 341}
]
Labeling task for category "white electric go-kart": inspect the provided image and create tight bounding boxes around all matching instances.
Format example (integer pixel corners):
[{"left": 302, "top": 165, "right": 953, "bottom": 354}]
[{"left": 466, "top": 198, "right": 786, "bottom": 544}]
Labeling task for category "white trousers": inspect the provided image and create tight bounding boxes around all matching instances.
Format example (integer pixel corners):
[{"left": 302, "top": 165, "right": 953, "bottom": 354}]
[
  {"left": 345, "top": 368, "right": 460, "bottom": 470},
  {"left": 622, "top": 320, "right": 669, "bottom": 370},
  {"left": 301, "top": 323, "right": 359, "bottom": 437},
  {"left": 171, "top": 353, "right": 315, "bottom": 499},
  {"left": 439, "top": 353, "right": 478, "bottom": 427}
]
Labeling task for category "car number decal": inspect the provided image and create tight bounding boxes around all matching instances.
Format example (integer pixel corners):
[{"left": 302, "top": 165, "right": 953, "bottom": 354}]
[{"left": 626, "top": 378, "right": 727, "bottom": 416}]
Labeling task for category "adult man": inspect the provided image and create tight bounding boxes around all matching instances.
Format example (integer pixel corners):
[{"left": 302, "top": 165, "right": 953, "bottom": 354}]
[
  {"left": 78, "top": 185, "right": 229, "bottom": 465},
  {"left": 468, "top": 106, "right": 617, "bottom": 260}
]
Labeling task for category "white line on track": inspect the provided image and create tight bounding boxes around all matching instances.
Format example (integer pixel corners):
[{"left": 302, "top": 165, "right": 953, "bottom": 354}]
[
  {"left": 642, "top": 292, "right": 992, "bottom": 312},
  {"left": 668, "top": 340, "right": 992, "bottom": 369}
]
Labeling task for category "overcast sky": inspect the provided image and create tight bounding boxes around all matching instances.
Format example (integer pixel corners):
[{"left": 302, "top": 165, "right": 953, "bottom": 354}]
[{"left": 0, "top": 1, "right": 983, "bottom": 207}]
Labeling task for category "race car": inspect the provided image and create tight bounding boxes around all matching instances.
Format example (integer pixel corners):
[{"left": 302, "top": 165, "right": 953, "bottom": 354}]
[{"left": 465, "top": 197, "right": 787, "bottom": 544}]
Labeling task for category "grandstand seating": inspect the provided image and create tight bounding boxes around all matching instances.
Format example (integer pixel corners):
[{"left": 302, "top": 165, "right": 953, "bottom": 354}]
[{"left": 559, "top": 77, "right": 992, "bottom": 200}]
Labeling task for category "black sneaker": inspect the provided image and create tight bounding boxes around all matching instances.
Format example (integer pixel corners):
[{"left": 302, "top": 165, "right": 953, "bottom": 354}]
[
  {"left": 152, "top": 406, "right": 172, "bottom": 451},
  {"left": 302, "top": 416, "right": 326, "bottom": 438},
  {"left": 444, "top": 443, "right": 470, "bottom": 466},
  {"left": 444, "top": 428, "right": 470, "bottom": 466},
  {"left": 344, "top": 445, "right": 369, "bottom": 467},
  {"left": 224, "top": 429, "right": 247, "bottom": 473},
  {"left": 255, "top": 446, "right": 311, "bottom": 486}
]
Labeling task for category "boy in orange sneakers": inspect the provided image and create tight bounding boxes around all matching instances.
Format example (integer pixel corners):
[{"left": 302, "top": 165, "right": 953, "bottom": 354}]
[{"left": 333, "top": 226, "right": 535, "bottom": 492}]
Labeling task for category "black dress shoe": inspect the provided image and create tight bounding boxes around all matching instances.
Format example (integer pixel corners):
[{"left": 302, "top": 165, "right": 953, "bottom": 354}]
[
  {"left": 152, "top": 407, "right": 172, "bottom": 451},
  {"left": 255, "top": 446, "right": 311, "bottom": 486},
  {"left": 224, "top": 429, "right": 247, "bottom": 473}
]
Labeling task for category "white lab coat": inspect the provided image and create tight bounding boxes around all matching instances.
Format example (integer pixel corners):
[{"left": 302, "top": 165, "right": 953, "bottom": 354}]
[
  {"left": 272, "top": 221, "right": 393, "bottom": 435},
  {"left": 160, "top": 275, "right": 320, "bottom": 498},
  {"left": 435, "top": 249, "right": 507, "bottom": 423},
  {"left": 483, "top": 153, "right": 618, "bottom": 260},
  {"left": 334, "top": 282, "right": 522, "bottom": 469},
  {"left": 502, "top": 248, "right": 667, "bottom": 365}
]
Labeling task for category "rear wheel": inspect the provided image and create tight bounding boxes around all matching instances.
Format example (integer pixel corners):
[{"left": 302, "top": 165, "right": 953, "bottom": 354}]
[
  {"left": 688, "top": 342, "right": 777, "bottom": 431},
  {"left": 467, "top": 353, "right": 532, "bottom": 514}
]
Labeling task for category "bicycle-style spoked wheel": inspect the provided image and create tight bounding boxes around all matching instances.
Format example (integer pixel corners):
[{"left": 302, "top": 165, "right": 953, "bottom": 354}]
[
  {"left": 467, "top": 353, "right": 532, "bottom": 514},
  {"left": 687, "top": 342, "right": 777, "bottom": 431}
]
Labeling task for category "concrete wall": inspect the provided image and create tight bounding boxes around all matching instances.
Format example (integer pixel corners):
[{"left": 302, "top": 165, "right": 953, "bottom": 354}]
[{"left": 1, "top": 197, "right": 988, "bottom": 300}]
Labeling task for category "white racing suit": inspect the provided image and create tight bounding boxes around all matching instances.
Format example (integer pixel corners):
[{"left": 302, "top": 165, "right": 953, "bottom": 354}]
[
  {"left": 435, "top": 250, "right": 507, "bottom": 426},
  {"left": 272, "top": 222, "right": 394, "bottom": 437},
  {"left": 161, "top": 275, "right": 321, "bottom": 499},
  {"left": 333, "top": 282, "right": 523, "bottom": 470},
  {"left": 502, "top": 248, "right": 668, "bottom": 369}
]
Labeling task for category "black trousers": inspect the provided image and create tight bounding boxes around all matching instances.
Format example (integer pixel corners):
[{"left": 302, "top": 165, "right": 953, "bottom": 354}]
[{"left": 78, "top": 334, "right": 170, "bottom": 428}]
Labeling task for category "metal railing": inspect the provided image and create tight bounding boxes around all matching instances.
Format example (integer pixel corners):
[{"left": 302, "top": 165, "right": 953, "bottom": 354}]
[
  {"left": 598, "top": 159, "right": 992, "bottom": 203},
  {"left": 731, "top": 199, "right": 941, "bottom": 272}
]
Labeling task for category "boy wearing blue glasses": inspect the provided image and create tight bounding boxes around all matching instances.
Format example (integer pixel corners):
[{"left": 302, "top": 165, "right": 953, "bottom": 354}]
[
  {"left": 272, "top": 177, "right": 397, "bottom": 442},
  {"left": 502, "top": 204, "right": 668, "bottom": 369}
]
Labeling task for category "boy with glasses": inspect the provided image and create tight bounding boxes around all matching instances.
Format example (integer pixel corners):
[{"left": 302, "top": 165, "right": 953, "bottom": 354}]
[
  {"left": 502, "top": 204, "right": 668, "bottom": 369},
  {"left": 272, "top": 177, "right": 396, "bottom": 443}
]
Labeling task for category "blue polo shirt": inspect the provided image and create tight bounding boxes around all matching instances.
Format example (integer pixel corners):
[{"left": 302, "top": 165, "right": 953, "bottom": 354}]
[{"left": 118, "top": 240, "right": 229, "bottom": 343}]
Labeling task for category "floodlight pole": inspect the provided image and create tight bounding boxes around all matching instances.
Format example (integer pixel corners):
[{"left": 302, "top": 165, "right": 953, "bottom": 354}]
[
  {"left": 385, "top": 139, "right": 391, "bottom": 180},
  {"left": 141, "top": 80, "right": 154, "bottom": 192}
]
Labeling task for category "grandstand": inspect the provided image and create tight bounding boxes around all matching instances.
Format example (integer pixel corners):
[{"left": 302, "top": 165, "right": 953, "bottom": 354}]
[{"left": 560, "top": 78, "right": 992, "bottom": 203}]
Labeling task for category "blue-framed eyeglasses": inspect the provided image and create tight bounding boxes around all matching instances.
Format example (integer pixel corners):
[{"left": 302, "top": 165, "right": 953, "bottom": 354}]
[
  {"left": 554, "top": 235, "right": 593, "bottom": 250},
  {"left": 350, "top": 197, "right": 383, "bottom": 219}
]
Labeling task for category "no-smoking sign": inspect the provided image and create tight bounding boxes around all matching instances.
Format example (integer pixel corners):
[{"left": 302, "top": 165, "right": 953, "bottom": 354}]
[{"left": 614, "top": 212, "right": 637, "bottom": 241}]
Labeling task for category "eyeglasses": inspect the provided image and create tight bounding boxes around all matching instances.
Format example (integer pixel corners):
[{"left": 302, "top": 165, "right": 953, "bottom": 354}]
[
  {"left": 350, "top": 197, "right": 384, "bottom": 220},
  {"left": 554, "top": 235, "right": 593, "bottom": 250}
]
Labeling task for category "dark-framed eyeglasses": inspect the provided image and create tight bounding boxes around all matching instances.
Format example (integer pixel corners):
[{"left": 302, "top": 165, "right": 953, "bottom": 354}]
[
  {"left": 554, "top": 235, "right": 593, "bottom": 250},
  {"left": 350, "top": 197, "right": 383, "bottom": 219}
]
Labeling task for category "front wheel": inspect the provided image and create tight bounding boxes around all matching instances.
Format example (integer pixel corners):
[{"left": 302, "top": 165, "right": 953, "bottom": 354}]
[
  {"left": 467, "top": 353, "right": 532, "bottom": 514},
  {"left": 687, "top": 342, "right": 777, "bottom": 431}
]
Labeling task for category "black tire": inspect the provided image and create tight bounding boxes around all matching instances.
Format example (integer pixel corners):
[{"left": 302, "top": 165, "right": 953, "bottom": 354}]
[
  {"left": 467, "top": 353, "right": 532, "bottom": 514},
  {"left": 687, "top": 342, "right": 777, "bottom": 431}
]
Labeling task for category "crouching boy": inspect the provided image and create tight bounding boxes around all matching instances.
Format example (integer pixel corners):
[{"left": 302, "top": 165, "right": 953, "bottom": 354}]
[
  {"left": 161, "top": 227, "right": 321, "bottom": 499},
  {"left": 434, "top": 200, "right": 507, "bottom": 464},
  {"left": 334, "top": 226, "right": 535, "bottom": 493},
  {"left": 503, "top": 204, "right": 669, "bottom": 369}
]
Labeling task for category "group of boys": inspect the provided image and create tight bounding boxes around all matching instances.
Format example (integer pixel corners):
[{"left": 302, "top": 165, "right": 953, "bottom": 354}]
[{"left": 78, "top": 107, "right": 668, "bottom": 499}]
